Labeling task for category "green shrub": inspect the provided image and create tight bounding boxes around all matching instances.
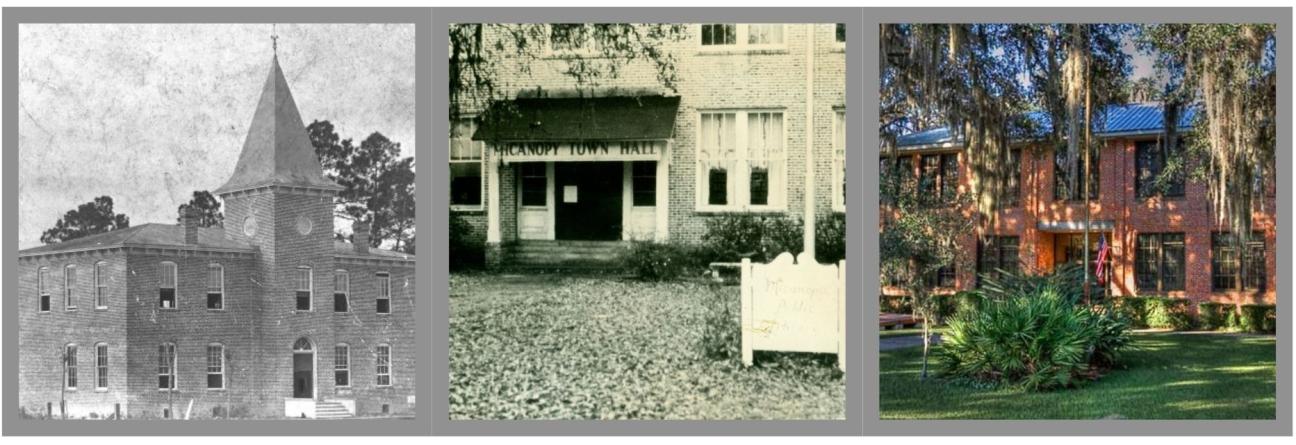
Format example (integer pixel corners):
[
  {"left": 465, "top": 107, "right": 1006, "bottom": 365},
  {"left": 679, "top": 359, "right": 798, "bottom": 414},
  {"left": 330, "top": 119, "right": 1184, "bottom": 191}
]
[
  {"left": 621, "top": 241, "right": 700, "bottom": 281},
  {"left": 952, "top": 291, "right": 983, "bottom": 317},
  {"left": 1196, "top": 302, "right": 1233, "bottom": 331},
  {"left": 1226, "top": 309, "right": 1242, "bottom": 332},
  {"left": 449, "top": 212, "right": 484, "bottom": 270},
  {"left": 1112, "top": 296, "right": 1150, "bottom": 329},
  {"left": 880, "top": 294, "right": 910, "bottom": 313},
  {"left": 700, "top": 214, "right": 803, "bottom": 264},
  {"left": 1239, "top": 304, "right": 1277, "bottom": 334},
  {"left": 1145, "top": 297, "right": 1193, "bottom": 330},
  {"left": 977, "top": 263, "right": 1085, "bottom": 305},
  {"left": 815, "top": 212, "right": 847, "bottom": 264},
  {"left": 939, "top": 288, "right": 1131, "bottom": 391},
  {"left": 700, "top": 285, "right": 740, "bottom": 360}
]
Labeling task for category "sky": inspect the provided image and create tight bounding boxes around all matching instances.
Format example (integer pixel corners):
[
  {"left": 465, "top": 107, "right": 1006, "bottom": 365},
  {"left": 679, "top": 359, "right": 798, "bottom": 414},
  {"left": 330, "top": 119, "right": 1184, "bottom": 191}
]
[{"left": 17, "top": 24, "right": 415, "bottom": 249}]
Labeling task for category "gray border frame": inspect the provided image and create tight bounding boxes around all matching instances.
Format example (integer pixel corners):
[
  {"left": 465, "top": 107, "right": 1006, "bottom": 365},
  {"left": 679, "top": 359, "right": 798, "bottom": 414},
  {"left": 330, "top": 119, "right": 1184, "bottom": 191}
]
[
  {"left": 432, "top": 7, "right": 865, "bottom": 436},
  {"left": 864, "top": 7, "right": 1291, "bottom": 436},
  {"left": 3, "top": 7, "right": 432, "bottom": 436}
]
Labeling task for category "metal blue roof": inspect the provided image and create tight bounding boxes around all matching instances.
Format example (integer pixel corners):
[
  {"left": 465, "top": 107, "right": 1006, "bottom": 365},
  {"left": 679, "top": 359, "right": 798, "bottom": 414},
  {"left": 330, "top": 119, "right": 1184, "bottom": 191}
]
[{"left": 894, "top": 102, "right": 1197, "bottom": 149}]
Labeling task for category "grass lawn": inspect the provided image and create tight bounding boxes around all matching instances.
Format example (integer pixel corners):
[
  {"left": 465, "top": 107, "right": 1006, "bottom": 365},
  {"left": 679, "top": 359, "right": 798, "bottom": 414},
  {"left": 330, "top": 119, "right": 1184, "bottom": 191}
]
[
  {"left": 450, "top": 273, "right": 845, "bottom": 420},
  {"left": 880, "top": 332, "right": 1276, "bottom": 419}
]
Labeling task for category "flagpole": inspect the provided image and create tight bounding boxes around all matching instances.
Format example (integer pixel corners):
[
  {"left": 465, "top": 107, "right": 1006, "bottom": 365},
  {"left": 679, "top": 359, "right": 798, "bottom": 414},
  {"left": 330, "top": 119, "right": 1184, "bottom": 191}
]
[{"left": 1083, "top": 57, "right": 1092, "bottom": 307}]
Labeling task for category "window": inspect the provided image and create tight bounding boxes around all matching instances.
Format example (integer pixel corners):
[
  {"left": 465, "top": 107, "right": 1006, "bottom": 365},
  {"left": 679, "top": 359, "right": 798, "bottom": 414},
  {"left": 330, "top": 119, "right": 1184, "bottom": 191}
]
[
  {"left": 919, "top": 153, "right": 959, "bottom": 205},
  {"left": 207, "top": 344, "right": 224, "bottom": 390},
  {"left": 700, "top": 24, "right": 784, "bottom": 48},
  {"left": 158, "top": 343, "right": 176, "bottom": 390},
  {"left": 296, "top": 267, "right": 312, "bottom": 311},
  {"left": 335, "top": 344, "right": 350, "bottom": 388},
  {"left": 632, "top": 161, "right": 656, "bottom": 206},
  {"left": 65, "top": 344, "right": 77, "bottom": 390},
  {"left": 94, "top": 261, "right": 108, "bottom": 309},
  {"left": 835, "top": 24, "right": 846, "bottom": 44},
  {"left": 519, "top": 163, "right": 547, "bottom": 207},
  {"left": 977, "top": 236, "right": 1020, "bottom": 285},
  {"left": 697, "top": 111, "right": 786, "bottom": 211},
  {"left": 158, "top": 262, "right": 177, "bottom": 309},
  {"left": 941, "top": 153, "right": 960, "bottom": 202},
  {"left": 334, "top": 270, "right": 350, "bottom": 313},
  {"left": 897, "top": 156, "right": 916, "bottom": 198},
  {"left": 924, "top": 264, "right": 956, "bottom": 288},
  {"left": 700, "top": 24, "right": 736, "bottom": 46},
  {"left": 1212, "top": 232, "right": 1266, "bottom": 292},
  {"left": 376, "top": 273, "right": 391, "bottom": 314},
  {"left": 38, "top": 267, "right": 49, "bottom": 312},
  {"left": 376, "top": 344, "right": 391, "bottom": 386},
  {"left": 1136, "top": 140, "right": 1185, "bottom": 198},
  {"left": 1136, "top": 233, "right": 1185, "bottom": 292},
  {"left": 833, "top": 110, "right": 847, "bottom": 212},
  {"left": 64, "top": 265, "right": 76, "bottom": 310},
  {"left": 95, "top": 343, "right": 108, "bottom": 390},
  {"left": 1003, "top": 149, "right": 1022, "bottom": 207},
  {"left": 207, "top": 264, "right": 224, "bottom": 310},
  {"left": 1054, "top": 145, "right": 1099, "bottom": 201},
  {"left": 450, "top": 118, "right": 484, "bottom": 208}
]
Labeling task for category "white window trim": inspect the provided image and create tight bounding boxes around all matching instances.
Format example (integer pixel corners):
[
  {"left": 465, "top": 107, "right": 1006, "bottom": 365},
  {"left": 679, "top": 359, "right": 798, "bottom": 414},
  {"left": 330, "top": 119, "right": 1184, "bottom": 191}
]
[
  {"left": 376, "top": 272, "right": 392, "bottom": 315},
  {"left": 296, "top": 266, "right": 314, "bottom": 312},
  {"left": 376, "top": 343, "right": 392, "bottom": 387},
  {"left": 517, "top": 163, "right": 549, "bottom": 209},
  {"left": 95, "top": 342, "right": 108, "bottom": 391},
  {"left": 833, "top": 109, "right": 847, "bottom": 213},
  {"left": 158, "top": 343, "right": 177, "bottom": 391},
  {"left": 207, "top": 343, "right": 225, "bottom": 391},
  {"left": 697, "top": 24, "right": 788, "bottom": 53},
  {"left": 208, "top": 263, "right": 225, "bottom": 311},
  {"left": 335, "top": 343, "right": 351, "bottom": 389},
  {"left": 64, "top": 264, "right": 76, "bottom": 311},
  {"left": 37, "top": 267, "right": 50, "bottom": 313},
  {"left": 335, "top": 269, "right": 351, "bottom": 313},
  {"left": 159, "top": 261, "right": 178, "bottom": 310},
  {"left": 543, "top": 24, "right": 602, "bottom": 58},
  {"left": 450, "top": 117, "right": 486, "bottom": 211},
  {"left": 65, "top": 343, "right": 77, "bottom": 391},
  {"left": 694, "top": 109, "right": 789, "bottom": 213},
  {"left": 94, "top": 261, "right": 108, "bottom": 310}
]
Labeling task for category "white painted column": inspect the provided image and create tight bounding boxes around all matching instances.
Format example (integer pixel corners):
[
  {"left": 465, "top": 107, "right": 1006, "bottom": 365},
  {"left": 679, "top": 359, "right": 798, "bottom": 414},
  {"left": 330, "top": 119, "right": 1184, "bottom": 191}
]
[
  {"left": 622, "top": 161, "right": 634, "bottom": 241},
  {"left": 486, "top": 152, "right": 501, "bottom": 243},
  {"left": 655, "top": 143, "right": 671, "bottom": 242},
  {"left": 546, "top": 162, "right": 556, "bottom": 240},
  {"left": 802, "top": 24, "right": 817, "bottom": 260}
]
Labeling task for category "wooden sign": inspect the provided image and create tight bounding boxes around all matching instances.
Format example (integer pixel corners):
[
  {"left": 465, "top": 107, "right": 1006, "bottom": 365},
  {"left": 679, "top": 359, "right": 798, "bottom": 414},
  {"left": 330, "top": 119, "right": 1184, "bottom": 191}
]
[
  {"left": 494, "top": 140, "right": 665, "bottom": 162},
  {"left": 741, "top": 252, "right": 846, "bottom": 371}
]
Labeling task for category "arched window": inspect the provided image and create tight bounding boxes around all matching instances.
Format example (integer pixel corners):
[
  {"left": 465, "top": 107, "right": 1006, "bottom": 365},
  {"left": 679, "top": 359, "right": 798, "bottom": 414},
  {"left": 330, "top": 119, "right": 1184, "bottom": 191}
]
[
  {"left": 64, "top": 264, "right": 77, "bottom": 310},
  {"left": 158, "top": 262, "right": 177, "bottom": 309},
  {"left": 207, "top": 264, "right": 224, "bottom": 310},
  {"left": 293, "top": 337, "right": 313, "bottom": 352}
]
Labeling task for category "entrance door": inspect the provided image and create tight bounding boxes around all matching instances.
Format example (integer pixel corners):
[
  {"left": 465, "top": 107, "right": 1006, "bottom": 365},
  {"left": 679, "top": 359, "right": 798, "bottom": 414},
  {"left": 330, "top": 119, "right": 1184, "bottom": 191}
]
[
  {"left": 292, "top": 338, "right": 313, "bottom": 399},
  {"left": 556, "top": 162, "right": 623, "bottom": 240},
  {"left": 1053, "top": 233, "right": 1113, "bottom": 298}
]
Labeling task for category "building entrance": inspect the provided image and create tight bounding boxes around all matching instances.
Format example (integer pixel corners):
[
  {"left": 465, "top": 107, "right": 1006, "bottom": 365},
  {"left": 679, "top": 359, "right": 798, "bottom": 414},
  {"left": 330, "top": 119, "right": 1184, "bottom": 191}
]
[{"left": 555, "top": 162, "right": 622, "bottom": 241}]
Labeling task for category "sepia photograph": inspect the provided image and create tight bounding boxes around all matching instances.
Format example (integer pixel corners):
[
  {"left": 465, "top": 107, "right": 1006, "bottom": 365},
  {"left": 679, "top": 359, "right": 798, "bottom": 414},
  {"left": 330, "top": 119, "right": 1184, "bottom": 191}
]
[
  {"left": 448, "top": 22, "right": 847, "bottom": 419},
  {"left": 878, "top": 23, "right": 1277, "bottom": 419},
  {"left": 16, "top": 23, "right": 417, "bottom": 420}
]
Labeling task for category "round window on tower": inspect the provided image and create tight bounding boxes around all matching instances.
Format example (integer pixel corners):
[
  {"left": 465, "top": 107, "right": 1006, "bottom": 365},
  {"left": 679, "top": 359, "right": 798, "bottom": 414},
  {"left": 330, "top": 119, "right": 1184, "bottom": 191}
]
[
  {"left": 243, "top": 215, "right": 258, "bottom": 237},
  {"left": 296, "top": 215, "right": 313, "bottom": 235}
]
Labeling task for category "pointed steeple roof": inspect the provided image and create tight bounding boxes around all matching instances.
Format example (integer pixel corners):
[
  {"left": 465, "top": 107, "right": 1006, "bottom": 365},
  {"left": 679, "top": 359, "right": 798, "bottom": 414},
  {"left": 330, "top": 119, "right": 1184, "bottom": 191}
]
[{"left": 215, "top": 55, "right": 342, "bottom": 195}]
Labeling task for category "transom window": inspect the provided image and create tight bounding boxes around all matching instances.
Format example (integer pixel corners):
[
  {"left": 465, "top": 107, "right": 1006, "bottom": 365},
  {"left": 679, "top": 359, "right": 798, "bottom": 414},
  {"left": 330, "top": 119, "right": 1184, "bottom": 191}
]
[
  {"left": 296, "top": 267, "right": 313, "bottom": 311},
  {"left": 207, "top": 264, "right": 224, "bottom": 310},
  {"left": 37, "top": 267, "right": 50, "bottom": 312},
  {"left": 335, "top": 344, "right": 350, "bottom": 388},
  {"left": 94, "top": 261, "right": 108, "bottom": 309},
  {"left": 96, "top": 343, "right": 108, "bottom": 390},
  {"left": 1136, "top": 233, "right": 1185, "bottom": 292},
  {"left": 699, "top": 24, "right": 785, "bottom": 49},
  {"left": 64, "top": 265, "right": 76, "bottom": 310},
  {"left": 697, "top": 111, "right": 786, "bottom": 211},
  {"left": 158, "top": 343, "right": 176, "bottom": 390},
  {"left": 334, "top": 270, "right": 350, "bottom": 313},
  {"left": 65, "top": 344, "right": 77, "bottom": 390},
  {"left": 207, "top": 343, "right": 225, "bottom": 390},
  {"left": 158, "top": 262, "right": 177, "bottom": 309},
  {"left": 376, "top": 344, "right": 392, "bottom": 387},
  {"left": 450, "top": 118, "right": 484, "bottom": 208},
  {"left": 376, "top": 273, "right": 391, "bottom": 314}
]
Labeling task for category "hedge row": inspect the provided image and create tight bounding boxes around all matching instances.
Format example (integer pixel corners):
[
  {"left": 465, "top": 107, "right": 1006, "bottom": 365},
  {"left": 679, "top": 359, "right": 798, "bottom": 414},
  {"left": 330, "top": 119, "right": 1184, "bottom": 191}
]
[{"left": 1112, "top": 296, "right": 1276, "bottom": 334}]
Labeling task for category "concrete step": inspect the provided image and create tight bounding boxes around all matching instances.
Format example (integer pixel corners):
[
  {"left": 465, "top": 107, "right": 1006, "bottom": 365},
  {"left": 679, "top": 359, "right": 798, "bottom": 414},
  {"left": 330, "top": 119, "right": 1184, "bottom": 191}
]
[
  {"left": 505, "top": 241, "right": 629, "bottom": 270},
  {"left": 314, "top": 401, "right": 352, "bottom": 419}
]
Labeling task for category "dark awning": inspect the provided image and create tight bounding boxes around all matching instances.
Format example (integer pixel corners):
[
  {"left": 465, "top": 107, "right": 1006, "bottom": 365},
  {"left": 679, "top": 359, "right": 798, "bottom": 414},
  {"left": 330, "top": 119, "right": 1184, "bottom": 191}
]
[
  {"left": 473, "top": 96, "right": 680, "bottom": 142},
  {"left": 1037, "top": 220, "right": 1115, "bottom": 233}
]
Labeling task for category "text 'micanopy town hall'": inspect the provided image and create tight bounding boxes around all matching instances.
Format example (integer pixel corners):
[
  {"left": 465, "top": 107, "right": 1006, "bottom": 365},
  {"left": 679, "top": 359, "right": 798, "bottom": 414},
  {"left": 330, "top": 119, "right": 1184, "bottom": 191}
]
[
  {"left": 18, "top": 53, "right": 415, "bottom": 419},
  {"left": 450, "top": 24, "right": 846, "bottom": 266}
]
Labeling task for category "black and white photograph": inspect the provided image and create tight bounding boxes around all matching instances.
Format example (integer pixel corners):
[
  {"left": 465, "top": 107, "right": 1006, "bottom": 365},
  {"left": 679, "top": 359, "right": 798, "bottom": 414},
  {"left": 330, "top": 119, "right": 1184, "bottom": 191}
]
[
  {"left": 448, "top": 22, "right": 848, "bottom": 419},
  {"left": 15, "top": 23, "right": 417, "bottom": 420}
]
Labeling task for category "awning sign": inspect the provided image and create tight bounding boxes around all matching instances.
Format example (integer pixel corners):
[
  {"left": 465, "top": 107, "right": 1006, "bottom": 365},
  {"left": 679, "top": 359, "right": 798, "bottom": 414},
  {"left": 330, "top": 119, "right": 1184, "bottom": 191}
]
[{"left": 494, "top": 140, "right": 665, "bottom": 162}]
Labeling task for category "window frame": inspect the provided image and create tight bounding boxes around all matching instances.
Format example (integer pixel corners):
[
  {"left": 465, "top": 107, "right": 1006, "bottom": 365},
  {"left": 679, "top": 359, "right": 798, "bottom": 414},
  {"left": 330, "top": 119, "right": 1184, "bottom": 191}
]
[
  {"left": 695, "top": 109, "right": 788, "bottom": 212},
  {"left": 1053, "top": 144, "right": 1100, "bottom": 201},
  {"left": 158, "top": 261, "right": 178, "bottom": 310},
  {"left": 1135, "top": 232, "right": 1186, "bottom": 293},
  {"left": 64, "top": 264, "right": 77, "bottom": 311},
  {"left": 295, "top": 266, "right": 313, "bottom": 312},
  {"left": 1212, "top": 232, "right": 1266, "bottom": 292},
  {"left": 206, "top": 343, "right": 225, "bottom": 390},
  {"left": 335, "top": 343, "right": 351, "bottom": 389},
  {"left": 37, "top": 267, "right": 50, "bottom": 313},
  {"left": 94, "top": 261, "right": 108, "bottom": 310},
  {"left": 1135, "top": 139, "right": 1186, "bottom": 199},
  {"left": 518, "top": 162, "right": 548, "bottom": 208},
  {"left": 697, "top": 24, "right": 787, "bottom": 52},
  {"left": 95, "top": 342, "right": 108, "bottom": 391},
  {"left": 375, "top": 343, "right": 392, "bottom": 387},
  {"left": 207, "top": 263, "right": 224, "bottom": 310},
  {"left": 976, "top": 236, "right": 1021, "bottom": 286},
  {"left": 65, "top": 343, "right": 77, "bottom": 390},
  {"left": 158, "top": 343, "right": 177, "bottom": 391},
  {"left": 376, "top": 272, "right": 392, "bottom": 314},
  {"left": 832, "top": 109, "right": 847, "bottom": 212},
  {"left": 631, "top": 161, "right": 657, "bottom": 207},
  {"left": 334, "top": 270, "right": 350, "bottom": 313},
  {"left": 449, "top": 117, "right": 485, "bottom": 210}
]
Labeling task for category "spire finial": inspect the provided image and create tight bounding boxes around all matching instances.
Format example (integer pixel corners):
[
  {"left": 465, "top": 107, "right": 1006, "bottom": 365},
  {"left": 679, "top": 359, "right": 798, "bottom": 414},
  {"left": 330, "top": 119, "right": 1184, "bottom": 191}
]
[{"left": 271, "top": 24, "right": 279, "bottom": 55}]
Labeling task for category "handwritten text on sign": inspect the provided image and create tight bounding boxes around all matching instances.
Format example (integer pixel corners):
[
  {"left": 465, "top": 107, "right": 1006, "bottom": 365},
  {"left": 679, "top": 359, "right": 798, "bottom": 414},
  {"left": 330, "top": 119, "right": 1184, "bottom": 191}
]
[
  {"left": 741, "top": 252, "right": 846, "bottom": 372},
  {"left": 494, "top": 140, "right": 664, "bottom": 162}
]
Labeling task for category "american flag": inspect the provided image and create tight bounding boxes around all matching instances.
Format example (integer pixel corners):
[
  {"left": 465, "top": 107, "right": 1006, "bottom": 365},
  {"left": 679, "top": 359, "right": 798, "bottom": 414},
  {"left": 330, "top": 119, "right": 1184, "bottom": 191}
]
[{"left": 1094, "top": 234, "right": 1110, "bottom": 284}]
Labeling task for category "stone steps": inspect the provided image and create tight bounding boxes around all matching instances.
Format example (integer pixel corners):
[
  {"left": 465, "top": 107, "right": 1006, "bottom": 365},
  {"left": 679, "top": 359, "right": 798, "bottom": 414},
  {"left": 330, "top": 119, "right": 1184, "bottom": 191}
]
[
  {"left": 505, "top": 241, "right": 629, "bottom": 270},
  {"left": 314, "top": 401, "right": 352, "bottom": 419}
]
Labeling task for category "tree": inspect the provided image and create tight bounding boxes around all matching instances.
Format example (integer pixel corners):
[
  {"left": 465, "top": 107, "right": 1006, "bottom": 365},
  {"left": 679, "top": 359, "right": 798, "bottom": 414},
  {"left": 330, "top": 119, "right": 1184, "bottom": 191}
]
[
  {"left": 1139, "top": 24, "right": 1277, "bottom": 241},
  {"left": 449, "top": 23, "right": 690, "bottom": 122},
  {"left": 308, "top": 120, "right": 416, "bottom": 252},
  {"left": 176, "top": 190, "right": 223, "bottom": 228},
  {"left": 40, "top": 196, "right": 130, "bottom": 244}
]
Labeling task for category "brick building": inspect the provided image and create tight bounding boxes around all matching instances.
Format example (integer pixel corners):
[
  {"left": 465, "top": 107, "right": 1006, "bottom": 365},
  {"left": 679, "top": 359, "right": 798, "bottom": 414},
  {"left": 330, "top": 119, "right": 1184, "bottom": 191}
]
[
  {"left": 450, "top": 24, "right": 846, "bottom": 267},
  {"left": 18, "top": 54, "right": 416, "bottom": 419},
  {"left": 882, "top": 103, "right": 1277, "bottom": 306}
]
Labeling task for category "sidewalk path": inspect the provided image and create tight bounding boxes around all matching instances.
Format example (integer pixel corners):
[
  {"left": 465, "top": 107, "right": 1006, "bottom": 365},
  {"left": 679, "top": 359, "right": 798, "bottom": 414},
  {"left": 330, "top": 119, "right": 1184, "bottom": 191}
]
[{"left": 879, "top": 333, "right": 942, "bottom": 351}]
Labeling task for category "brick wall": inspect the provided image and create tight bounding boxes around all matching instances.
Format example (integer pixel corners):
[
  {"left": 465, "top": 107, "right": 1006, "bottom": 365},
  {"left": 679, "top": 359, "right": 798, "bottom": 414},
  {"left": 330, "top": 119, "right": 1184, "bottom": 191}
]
[{"left": 331, "top": 259, "right": 418, "bottom": 417}]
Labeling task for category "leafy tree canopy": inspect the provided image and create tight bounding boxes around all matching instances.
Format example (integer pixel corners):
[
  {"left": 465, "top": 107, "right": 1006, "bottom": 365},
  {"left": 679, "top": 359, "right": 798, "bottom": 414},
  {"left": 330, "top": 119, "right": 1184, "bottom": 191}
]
[
  {"left": 41, "top": 196, "right": 130, "bottom": 245},
  {"left": 176, "top": 190, "right": 224, "bottom": 228},
  {"left": 308, "top": 120, "right": 416, "bottom": 253}
]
